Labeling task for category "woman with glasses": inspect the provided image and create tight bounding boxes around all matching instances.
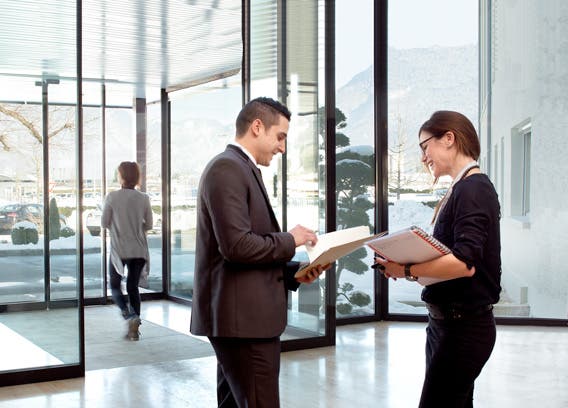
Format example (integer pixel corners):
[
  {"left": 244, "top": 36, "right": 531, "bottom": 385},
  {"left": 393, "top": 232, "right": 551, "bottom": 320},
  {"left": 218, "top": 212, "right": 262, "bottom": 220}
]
[{"left": 374, "top": 110, "right": 501, "bottom": 407}]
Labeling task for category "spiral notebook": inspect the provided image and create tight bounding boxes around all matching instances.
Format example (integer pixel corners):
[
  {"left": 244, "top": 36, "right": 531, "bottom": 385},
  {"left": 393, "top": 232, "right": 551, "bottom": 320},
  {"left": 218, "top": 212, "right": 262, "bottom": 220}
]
[{"left": 366, "top": 226, "right": 451, "bottom": 286}]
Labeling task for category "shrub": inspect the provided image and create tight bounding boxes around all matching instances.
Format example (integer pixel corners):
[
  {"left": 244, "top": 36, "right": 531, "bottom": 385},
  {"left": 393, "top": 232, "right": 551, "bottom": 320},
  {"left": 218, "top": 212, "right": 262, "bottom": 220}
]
[
  {"left": 348, "top": 290, "right": 372, "bottom": 307},
  {"left": 336, "top": 303, "right": 353, "bottom": 315},
  {"left": 58, "top": 207, "right": 74, "bottom": 218},
  {"left": 60, "top": 226, "right": 75, "bottom": 238},
  {"left": 11, "top": 221, "right": 39, "bottom": 245}
]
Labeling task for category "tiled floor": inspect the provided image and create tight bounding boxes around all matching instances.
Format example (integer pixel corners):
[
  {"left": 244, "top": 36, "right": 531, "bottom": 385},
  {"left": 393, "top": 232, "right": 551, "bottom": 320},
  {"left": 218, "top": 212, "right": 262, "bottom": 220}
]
[
  {"left": 1, "top": 301, "right": 567, "bottom": 407},
  {"left": 0, "top": 302, "right": 214, "bottom": 372}
]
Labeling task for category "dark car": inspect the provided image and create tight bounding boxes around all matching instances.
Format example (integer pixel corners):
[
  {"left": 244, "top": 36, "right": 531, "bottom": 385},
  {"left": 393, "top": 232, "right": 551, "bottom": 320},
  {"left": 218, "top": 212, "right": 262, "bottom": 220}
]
[{"left": 0, "top": 203, "right": 65, "bottom": 234}]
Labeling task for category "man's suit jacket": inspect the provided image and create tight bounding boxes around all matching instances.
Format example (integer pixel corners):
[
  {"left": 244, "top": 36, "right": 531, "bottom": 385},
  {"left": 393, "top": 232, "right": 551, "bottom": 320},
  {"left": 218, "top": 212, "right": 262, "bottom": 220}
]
[{"left": 190, "top": 144, "right": 300, "bottom": 339}]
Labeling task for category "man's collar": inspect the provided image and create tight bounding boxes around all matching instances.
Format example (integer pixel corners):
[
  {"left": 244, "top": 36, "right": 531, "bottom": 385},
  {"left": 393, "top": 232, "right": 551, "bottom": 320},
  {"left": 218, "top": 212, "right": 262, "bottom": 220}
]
[{"left": 230, "top": 141, "right": 258, "bottom": 166}]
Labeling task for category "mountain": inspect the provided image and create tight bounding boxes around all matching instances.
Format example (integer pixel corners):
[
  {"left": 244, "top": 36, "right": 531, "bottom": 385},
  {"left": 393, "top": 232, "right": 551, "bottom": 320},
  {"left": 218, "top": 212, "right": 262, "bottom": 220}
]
[
  {"left": 169, "top": 116, "right": 234, "bottom": 175},
  {"left": 337, "top": 45, "right": 478, "bottom": 148}
]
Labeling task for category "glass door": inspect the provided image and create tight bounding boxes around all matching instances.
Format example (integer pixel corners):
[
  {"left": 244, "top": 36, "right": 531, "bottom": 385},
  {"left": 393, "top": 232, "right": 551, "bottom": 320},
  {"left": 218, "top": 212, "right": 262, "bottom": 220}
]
[{"left": 0, "top": 0, "right": 82, "bottom": 385}]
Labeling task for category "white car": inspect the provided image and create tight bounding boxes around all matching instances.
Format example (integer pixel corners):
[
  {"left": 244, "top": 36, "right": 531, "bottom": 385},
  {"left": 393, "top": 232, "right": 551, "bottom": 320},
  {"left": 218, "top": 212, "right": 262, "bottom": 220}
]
[{"left": 85, "top": 205, "right": 102, "bottom": 236}]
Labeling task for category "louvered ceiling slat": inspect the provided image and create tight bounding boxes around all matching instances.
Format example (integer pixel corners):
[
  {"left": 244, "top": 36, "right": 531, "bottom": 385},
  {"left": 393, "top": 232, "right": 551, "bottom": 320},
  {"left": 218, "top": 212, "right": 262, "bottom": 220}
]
[{"left": 0, "top": 0, "right": 242, "bottom": 91}]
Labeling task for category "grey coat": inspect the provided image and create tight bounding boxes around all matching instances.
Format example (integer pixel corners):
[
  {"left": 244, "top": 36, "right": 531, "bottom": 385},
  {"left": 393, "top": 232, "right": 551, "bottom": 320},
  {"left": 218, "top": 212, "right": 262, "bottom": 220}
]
[{"left": 101, "top": 188, "right": 152, "bottom": 277}]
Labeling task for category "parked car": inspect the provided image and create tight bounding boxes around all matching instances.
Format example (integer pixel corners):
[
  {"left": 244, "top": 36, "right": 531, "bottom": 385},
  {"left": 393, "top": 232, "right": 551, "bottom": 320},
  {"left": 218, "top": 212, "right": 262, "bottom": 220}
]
[
  {"left": 85, "top": 205, "right": 102, "bottom": 236},
  {"left": 0, "top": 203, "right": 66, "bottom": 234}
]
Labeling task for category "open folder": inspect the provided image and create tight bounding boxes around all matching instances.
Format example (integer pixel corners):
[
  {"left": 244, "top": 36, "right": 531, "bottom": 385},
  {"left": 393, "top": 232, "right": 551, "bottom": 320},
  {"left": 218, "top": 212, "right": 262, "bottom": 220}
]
[
  {"left": 294, "top": 226, "right": 385, "bottom": 278},
  {"left": 366, "top": 225, "right": 452, "bottom": 286}
]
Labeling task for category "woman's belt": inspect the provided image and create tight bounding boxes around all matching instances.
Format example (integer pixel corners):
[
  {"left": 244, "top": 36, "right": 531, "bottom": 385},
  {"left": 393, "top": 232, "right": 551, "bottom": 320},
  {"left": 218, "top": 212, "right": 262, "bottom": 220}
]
[{"left": 426, "top": 303, "right": 493, "bottom": 320}]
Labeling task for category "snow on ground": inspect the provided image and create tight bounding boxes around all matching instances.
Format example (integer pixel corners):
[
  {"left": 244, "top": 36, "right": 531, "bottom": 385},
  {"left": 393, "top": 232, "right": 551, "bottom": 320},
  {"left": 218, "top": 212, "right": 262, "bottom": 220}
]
[
  {"left": 338, "top": 199, "right": 436, "bottom": 315},
  {"left": 0, "top": 232, "right": 101, "bottom": 250}
]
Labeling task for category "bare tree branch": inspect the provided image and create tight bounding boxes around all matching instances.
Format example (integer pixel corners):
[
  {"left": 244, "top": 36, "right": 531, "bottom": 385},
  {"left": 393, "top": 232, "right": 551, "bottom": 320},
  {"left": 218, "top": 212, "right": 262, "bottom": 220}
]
[
  {"left": 48, "top": 122, "right": 74, "bottom": 139},
  {"left": 0, "top": 133, "right": 10, "bottom": 151},
  {"left": 0, "top": 104, "right": 42, "bottom": 143}
]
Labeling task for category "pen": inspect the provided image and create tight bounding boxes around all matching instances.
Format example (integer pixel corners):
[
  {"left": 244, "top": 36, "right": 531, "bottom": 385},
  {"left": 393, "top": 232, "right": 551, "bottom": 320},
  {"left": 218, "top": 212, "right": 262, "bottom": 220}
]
[{"left": 371, "top": 263, "right": 385, "bottom": 271}]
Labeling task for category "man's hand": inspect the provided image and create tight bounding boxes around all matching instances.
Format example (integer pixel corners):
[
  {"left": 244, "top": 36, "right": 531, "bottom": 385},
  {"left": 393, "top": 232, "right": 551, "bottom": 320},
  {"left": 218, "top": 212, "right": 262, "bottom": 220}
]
[
  {"left": 296, "top": 263, "right": 331, "bottom": 284},
  {"left": 288, "top": 224, "right": 318, "bottom": 247}
]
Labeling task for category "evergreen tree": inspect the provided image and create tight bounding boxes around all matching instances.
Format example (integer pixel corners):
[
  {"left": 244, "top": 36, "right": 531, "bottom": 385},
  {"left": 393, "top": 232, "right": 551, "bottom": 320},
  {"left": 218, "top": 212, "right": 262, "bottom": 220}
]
[
  {"left": 319, "top": 107, "right": 375, "bottom": 315},
  {"left": 49, "top": 197, "right": 61, "bottom": 240}
]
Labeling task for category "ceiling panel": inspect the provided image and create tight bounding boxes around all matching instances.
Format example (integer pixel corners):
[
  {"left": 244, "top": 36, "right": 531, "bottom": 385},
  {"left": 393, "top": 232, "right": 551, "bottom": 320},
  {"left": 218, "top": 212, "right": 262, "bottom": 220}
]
[{"left": 0, "top": 0, "right": 242, "bottom": 92}]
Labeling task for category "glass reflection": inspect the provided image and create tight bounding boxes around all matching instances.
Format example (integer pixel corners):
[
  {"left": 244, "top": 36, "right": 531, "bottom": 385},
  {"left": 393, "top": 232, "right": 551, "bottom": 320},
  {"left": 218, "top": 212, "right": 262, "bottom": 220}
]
[{"left": 169, "top": 76, "right": 242, "bottom": 300}]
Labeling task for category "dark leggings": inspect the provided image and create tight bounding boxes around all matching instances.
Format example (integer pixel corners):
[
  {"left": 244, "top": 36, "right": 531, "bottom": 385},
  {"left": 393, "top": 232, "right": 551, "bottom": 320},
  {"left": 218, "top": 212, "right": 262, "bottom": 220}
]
[
  {"left": 419, "top": 310, "right": 496, "bottom": 408},
  {"left": 109, "top": 258, "right": 146, "bottom": 317}
]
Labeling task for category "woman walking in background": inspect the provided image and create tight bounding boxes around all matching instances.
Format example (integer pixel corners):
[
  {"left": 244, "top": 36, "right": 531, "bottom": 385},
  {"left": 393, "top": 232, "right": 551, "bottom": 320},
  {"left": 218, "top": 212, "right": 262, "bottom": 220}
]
[{"left": 102, "top": 161, "right": 153, "bottom": 341}]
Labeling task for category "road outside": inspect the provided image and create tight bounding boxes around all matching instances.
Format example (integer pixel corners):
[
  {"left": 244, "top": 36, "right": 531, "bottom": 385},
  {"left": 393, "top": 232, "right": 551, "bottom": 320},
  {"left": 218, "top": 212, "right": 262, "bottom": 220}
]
[{"left": 0, "top": 234, "right": 195, "bottom": 304}]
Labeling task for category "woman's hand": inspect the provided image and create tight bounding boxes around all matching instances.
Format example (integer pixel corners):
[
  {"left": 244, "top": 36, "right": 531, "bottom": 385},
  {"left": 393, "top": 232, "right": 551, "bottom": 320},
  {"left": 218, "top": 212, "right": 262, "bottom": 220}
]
[{"left": 372, "top": 257, "right": 405, "bottom": 280}]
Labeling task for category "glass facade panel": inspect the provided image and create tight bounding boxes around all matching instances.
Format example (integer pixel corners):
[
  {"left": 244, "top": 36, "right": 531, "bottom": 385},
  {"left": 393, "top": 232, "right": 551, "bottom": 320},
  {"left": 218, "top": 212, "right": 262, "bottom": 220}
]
[
  {"left": 250, "top": 0, "right": 327, "bottom": 339},
  {"left": 482, "top": 1, "right": 568, "bottom": 319},
  {"left": 146, "top": 102, "right": 163, "bottom": 292},
  {"left": 81, "top": 85, "right": 162, "bottom": 301},
  {"left": 283, "top": 0, "right": 326, "bottom": 338},
  {"left": 82, "top": 105, "right": 104, "bottom": 299},
  {"left": 0, "top": 98, "right": 45, "bottom": 305},
  {"left": 48, "top": 84, "right": 79, "bottom": 301},
  {"left": 334, "top": 0, "right": 375, "bottom": 319},
  {"left": 169, "top": 76, "right": 242, "bottom": 300},
  {"left": 102, "top": 104, "right": 135, "bottom": 300},
  {"left": 387, "top": 0, "right": 478, "bottom": 315},
  {"left": 105, "top": 108, "right": 136, "bottom": 190},
  {"left": 0, "top": 0, "right": 80, "bottom": 373},
  {"left": 250, "top": 0, "right": 278, "bottom": 101}
]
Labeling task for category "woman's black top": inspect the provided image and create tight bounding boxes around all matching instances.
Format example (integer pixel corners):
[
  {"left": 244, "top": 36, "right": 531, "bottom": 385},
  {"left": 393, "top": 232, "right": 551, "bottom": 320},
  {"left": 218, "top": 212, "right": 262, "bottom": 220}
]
[{"left": 421, "top": 174, "right": 502, "bottom": 308}]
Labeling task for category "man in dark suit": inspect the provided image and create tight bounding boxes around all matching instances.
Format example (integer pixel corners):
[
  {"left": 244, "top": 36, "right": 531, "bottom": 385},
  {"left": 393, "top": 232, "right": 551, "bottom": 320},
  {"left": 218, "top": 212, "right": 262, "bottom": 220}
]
[{"left": 190, "top": 97, "right": 327, "bottom": 407}]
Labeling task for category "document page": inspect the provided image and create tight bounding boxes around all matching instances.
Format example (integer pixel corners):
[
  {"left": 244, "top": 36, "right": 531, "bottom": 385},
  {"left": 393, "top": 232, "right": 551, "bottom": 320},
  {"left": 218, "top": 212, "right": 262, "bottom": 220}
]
[{"left": 295, "top": 226, "right": 384, "bottom": 278}]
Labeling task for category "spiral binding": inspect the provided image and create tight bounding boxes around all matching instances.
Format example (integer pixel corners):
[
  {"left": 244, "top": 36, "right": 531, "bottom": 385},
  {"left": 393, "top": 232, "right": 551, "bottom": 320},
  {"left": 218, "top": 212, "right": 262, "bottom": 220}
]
[{"left": 410, "top": 225, "right": 451, "bottom": 254}]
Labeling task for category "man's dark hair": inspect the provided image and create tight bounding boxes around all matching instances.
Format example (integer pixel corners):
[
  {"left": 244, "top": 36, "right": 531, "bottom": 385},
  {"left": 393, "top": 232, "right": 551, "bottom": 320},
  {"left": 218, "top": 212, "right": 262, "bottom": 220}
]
[{"left": 235, "top": 97, "right": 291, "bottom": 137}]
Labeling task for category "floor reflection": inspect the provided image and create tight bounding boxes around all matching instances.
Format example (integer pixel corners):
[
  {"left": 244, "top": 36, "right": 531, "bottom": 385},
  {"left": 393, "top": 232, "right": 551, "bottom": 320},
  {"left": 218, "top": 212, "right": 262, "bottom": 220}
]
[{"left": 1, "top": 302, "right": 568, "bottom": 407}]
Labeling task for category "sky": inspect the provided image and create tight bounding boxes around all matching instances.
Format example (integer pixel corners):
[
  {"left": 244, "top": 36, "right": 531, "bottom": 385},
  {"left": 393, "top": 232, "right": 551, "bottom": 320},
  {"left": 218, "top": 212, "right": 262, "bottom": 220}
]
[
  {"left": 335, "top": 0, "right": 478, "bottom": 88},
  {"left": 172, "top": 0, "right": 480, "bottom": 118}
]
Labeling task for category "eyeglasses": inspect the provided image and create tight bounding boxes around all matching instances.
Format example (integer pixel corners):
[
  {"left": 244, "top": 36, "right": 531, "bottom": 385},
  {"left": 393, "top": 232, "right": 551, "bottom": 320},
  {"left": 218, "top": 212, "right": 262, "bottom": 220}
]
[{"left": 419, "top": 135, "right": 436, "bottom": 154}]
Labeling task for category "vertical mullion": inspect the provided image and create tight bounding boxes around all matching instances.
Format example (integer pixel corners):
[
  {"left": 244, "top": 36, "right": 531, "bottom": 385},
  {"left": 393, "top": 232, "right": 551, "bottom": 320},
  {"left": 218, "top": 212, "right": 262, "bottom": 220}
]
[
  {"left": 161, "top": 89, "right": 170, "bottom": 295},
  {"left": 101, "top": 84, "right": 107, "bottom": 302},
  {"left": 278, "top": 0, "right": 288, "bottom": 231},
  {"left": 375, "top": 0, "right": 389, "bottom": 319},
  {"left": 42, "top": 82, "right": 51, "bottom": 307},
  {"left": 242, "top": 0, "right": 251, "bottom": 104},
  {"left": 77, "top": 0, "right": 85, "bottom": 375},
  {"left": 325, "top": 0, "right": 337, "bottom": 345}
]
